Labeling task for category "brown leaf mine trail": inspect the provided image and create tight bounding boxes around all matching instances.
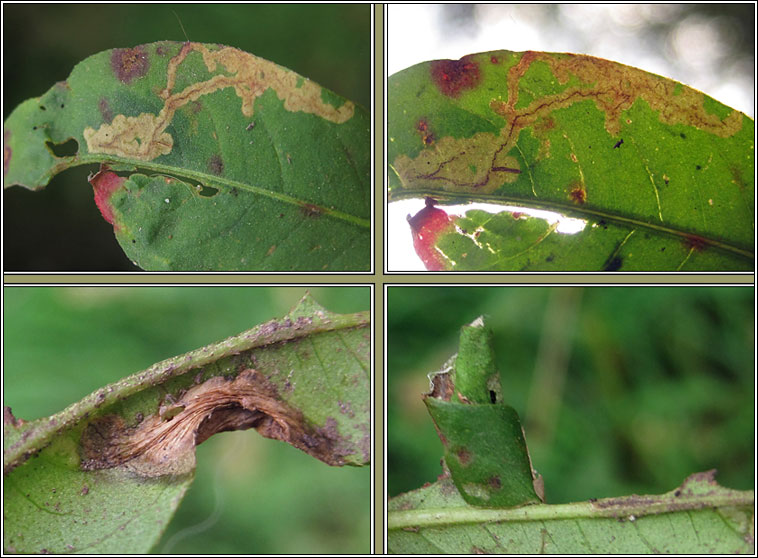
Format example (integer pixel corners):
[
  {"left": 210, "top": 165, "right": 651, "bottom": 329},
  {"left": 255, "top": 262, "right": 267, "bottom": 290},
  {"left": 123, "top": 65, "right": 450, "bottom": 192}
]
[
  {"left": 81, "top": 370, "right": 346, "bottom": 477},
  {"left": 84, "top": 42, "right": 354, "bottom": 161},
  {"left": 394, "top": 51, "right": 744, "bottom": 197}
]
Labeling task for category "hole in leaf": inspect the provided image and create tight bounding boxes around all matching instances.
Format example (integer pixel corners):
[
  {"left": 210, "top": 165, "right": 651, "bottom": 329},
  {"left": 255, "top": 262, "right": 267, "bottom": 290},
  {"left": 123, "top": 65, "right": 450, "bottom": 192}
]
[
  {"left": 45, "top": 138, "right": 79, "bottom": 157},
  {"left": 196, "top": 184, "right": 218, "bottom": 197}
]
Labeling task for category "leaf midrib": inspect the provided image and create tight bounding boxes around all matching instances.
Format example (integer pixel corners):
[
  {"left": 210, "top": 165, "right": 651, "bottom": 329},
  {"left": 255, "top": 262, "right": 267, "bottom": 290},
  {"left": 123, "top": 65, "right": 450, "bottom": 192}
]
[
  {"left": 72, "top": 154, "right": 370, "bottom": 229},
  {"left": 388, "top": 489, "right": 755, "bottom": 530}
]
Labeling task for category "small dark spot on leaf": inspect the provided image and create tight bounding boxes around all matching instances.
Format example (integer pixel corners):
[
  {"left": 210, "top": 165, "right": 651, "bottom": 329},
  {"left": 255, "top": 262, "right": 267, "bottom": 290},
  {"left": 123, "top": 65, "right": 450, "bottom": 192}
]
[
  {"left": 208, "top": 154, "right": 224, "bottom": 175},
  {"left": 40, "top": 105, "right": 46, "bottom": 111},
  {"left": 300, "top": 203, "right": 322, "bottom": 218},
  {"left": 416, "top": 118, "right": 435, "bottom": 145},
  {"left": 695, "top": 165, "right": 701, "bottom": 170},
  {"left": 488, "top": 476, "right": 502, "bottom": 490},
  {"left": 674, "top": 489, "right": 682, "bottom": 497},
  {"left": 680, "top": 133, "right": 686, "bottom": 139},
  {"left": 613, "top": 139, "right": 623, "bottom": 149},
  {"left": 489, "top": 390, "right": 497, "bottom": 403},
  {"left": 604, "top": 256, "right": 623, "bottom": 271},
  {"left": 569, "top": 182, "right": 586, "bottom": 204},
  {"left": 490, "top": 55, "right": 500, "bottom": 64},
  {"left": 546, "top": 254, "right": 554, "bottom": 262},
  {"left": 246, "top": 121, "right": 256, "bottom": 131},
  {"left": 684, "top": 234, "right": 707, "bottom": 252},
  {"left": 81, "top": 485, "right": 89, "bottom": 496},
  {"left": 456, "top": 447, "right": 471, "bottom": 466}
]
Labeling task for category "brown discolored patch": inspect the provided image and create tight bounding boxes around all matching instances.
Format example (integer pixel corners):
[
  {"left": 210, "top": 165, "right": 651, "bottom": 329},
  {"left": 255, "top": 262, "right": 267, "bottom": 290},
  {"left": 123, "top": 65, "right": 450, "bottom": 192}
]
[
  {"left": 416, "top": 118, "right": 435, "bottom": 146},
  {"left": 80, "top": 369, "right": 352, "bottom": 477},
  {"left": 98, "top": 98, "right": 114, "bottom": 123},
  {"left": 455, "top": 447, "right": 472, "bottom": 466},
  {"left": 207, "top": 154, "right": 224, "bottom": 175},
  {"left": 569, "top": 182, "right": 587, "bottom": 204},
  {"left": 534, "top": 116, "right": 555, "bottom": 134},
  {"left": 488, "top": 475, "right": 502, "bottom": 490},
  {"left": 300, "top": 203, "right": 323, "bottom": 218},
  {"left": 430, "top": 56, "right": 481, "bottom": 98},
  {"left": 684, "top": 233, "right": 708, "bottom": 252},
  {"left": 4, "top": 406, "right": 25, "bottom": 428},
  {"left": 426, "top": 371, "right": 455, "bottom": 401},
  {"left": 490, "top": 55, "right": 500, "bottom": 64},
  {"left": 111, "top": 46, "right": 149, "bottom": 84}
]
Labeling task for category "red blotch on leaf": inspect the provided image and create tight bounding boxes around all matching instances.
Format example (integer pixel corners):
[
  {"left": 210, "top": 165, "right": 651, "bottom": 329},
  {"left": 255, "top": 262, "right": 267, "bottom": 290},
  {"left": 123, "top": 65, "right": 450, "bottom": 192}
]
[
  {"left": 430, "top": 56, "right": 481, "bottom": 98},
  {"left": 407, "top": 199, "right": 454, "bottom": 271},
  {"left": 111, "top": 46, "right": 149, "bottom": 84},
  {"left": 89, "top": 168, "right": 126, "bottom": 227}
]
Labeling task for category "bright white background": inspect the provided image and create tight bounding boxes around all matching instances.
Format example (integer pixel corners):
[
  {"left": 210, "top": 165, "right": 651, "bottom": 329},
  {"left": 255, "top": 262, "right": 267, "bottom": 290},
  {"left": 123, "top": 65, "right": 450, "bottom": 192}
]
[{"left": 386, "top": 4, "right": 755, "bottom": 271}]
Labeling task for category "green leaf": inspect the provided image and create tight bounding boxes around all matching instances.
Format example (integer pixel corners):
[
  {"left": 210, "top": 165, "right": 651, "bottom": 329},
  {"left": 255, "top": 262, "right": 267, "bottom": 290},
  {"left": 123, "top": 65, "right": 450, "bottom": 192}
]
[
  {"left": 424, "top": 317, "right": 541, "bottom": 508},
  {"left": 388, "top": 470, "right": 754, "bottom": 554},
  {"left": 4, "top": 41, "right": 370, "bottom": 271},
  {"left": 3, "top": 293, "right": 369, "bottom": 554},
  {"left": 388, "top": 50, "right": 754, "bottom": 271}
]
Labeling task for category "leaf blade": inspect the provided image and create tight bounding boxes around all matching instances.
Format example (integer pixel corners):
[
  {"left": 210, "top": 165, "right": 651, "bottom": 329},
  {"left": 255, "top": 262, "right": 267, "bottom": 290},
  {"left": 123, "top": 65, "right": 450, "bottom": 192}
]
[
  {"left": 388, "top": 472, "right": 754, "bottom": 554},
  {"left": 388, "top": 50, "right": 755, "bottom": 271},
  {"left": 4, "top": 41, "right": 370, "bottom": 271},
  {"left": 3, "top": 293, "right": 370, "bottom": 553}
]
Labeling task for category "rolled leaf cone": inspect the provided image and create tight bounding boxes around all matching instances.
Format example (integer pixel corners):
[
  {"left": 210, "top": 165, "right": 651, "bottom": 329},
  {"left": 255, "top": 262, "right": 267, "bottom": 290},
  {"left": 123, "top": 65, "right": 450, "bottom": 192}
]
[{"left": 424, "top": 317, "right": 542, "bottom": 508}]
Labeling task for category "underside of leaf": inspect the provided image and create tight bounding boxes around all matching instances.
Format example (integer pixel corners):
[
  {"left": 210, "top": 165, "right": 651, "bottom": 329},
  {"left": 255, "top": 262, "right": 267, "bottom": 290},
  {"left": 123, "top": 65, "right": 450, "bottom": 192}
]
[
  {"left": 388, "top": 470, "right": 754, "bottom": 554},
  {"left": 2, "top": 294, "right": 369, "bottom": 553}
]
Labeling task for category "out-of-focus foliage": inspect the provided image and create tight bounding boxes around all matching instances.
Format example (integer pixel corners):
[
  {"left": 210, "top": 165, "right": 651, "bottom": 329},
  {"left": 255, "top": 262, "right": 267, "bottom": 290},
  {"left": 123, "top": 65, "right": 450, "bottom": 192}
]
[
  {"left": 2, "top": 4, "right": 370, "bottom": 270},
  {"left": 3, "top": 287, "right": 371, "bottom": 554},
  {"left": 387, "top": 287, "right": 754, "bottom": 505}
]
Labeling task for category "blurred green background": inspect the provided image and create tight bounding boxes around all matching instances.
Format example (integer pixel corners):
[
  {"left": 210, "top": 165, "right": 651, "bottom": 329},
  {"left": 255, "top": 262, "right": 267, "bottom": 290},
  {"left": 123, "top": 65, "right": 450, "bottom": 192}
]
[
  {"left": 3, "top": 286, "right": 371, "bottom": 554},
  {"left": 2, "top": 4, "right": 370, "bottom": 270},
  {"left": 387, "top": 286, "right": 754, "bottom": 503}
]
